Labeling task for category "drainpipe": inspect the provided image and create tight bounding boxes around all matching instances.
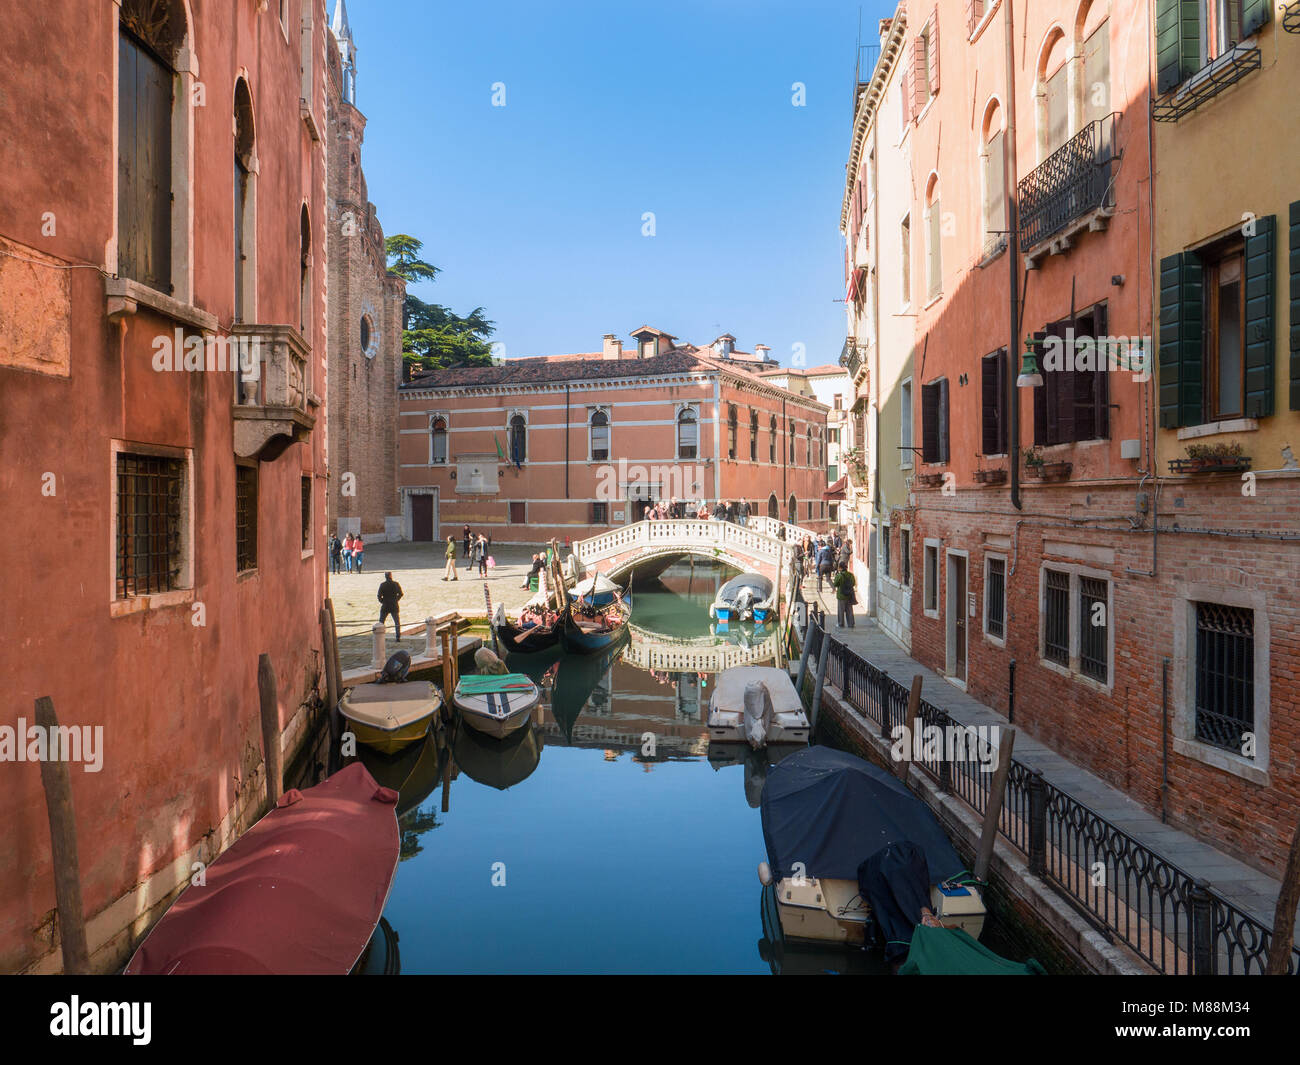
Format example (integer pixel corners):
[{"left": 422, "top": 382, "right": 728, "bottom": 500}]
[
  {"left": 1004, "top": 0, "right": 1023, "bottom": 511},
  {"left": 564, "top": 384, "right": 570, "bottom": 500},
  {"left": 714, "top": 376, "right": 722, "bottom": 503}
]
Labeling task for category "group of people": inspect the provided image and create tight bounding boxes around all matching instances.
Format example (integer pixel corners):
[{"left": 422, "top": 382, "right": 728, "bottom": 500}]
[
  {"left": 328, "top": 533, "right": 365, "bottom": 575},
  {"left": 792, "top": 531, "right": 858, "bottom": 629},
  {"left": 443, "top": 525, "right": 494, "bottom": 581},
  {"left": 641, "top": 497, "right": 751, "bottom": 525}
]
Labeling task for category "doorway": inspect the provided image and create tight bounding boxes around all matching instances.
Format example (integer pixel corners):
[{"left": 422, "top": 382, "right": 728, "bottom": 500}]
[
  {"left": 411, "top": 495, "right": 434, "bottom": 541},
  {"left": 946, "top": 551, "right": 968, "bottom": 685}
]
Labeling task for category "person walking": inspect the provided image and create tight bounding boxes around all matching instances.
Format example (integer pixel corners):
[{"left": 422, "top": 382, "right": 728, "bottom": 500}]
[
  {"left": 815, "top": 539, "right": 833, "bottom": 593},
  {"left": 353, "top": 534, "right": 365, "bottom": 573},
  {"left": 831, "top": 562, "right": 857, "bottom": 629},
  {"left": 475, "top": 534, "right": 488, "bottom": 578},
  {"left": 377, "top": 571, "right": 403, "bottom": 641},
  {"left": 462, "top": 524, "right": 471, "bottom": 561},
  {"left": 442, "top": 536, "right": 458, "bottom": 581},
  {"left": 328, "top": 534, "right": 342, "bottom": 575},
  {"left": 738, "top": 499, "right": 749, "bottom": 528},
  {"left": 341, "top": 533, "right": 353, "bottom": 573}
]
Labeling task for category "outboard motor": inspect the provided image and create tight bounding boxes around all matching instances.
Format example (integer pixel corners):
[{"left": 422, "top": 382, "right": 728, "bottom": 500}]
[
  {"left": 734, "top": 586, "right": 756, "bottom": 621},
  {"left": 377, "top": 649, "right": 412, "bottom": 685},
  {"left": 743, "top": 680, "right": 775, "bottom": 750}
]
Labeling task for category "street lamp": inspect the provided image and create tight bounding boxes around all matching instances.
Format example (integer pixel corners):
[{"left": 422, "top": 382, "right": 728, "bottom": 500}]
[{"left": 1016, "top": 333, "right": 1044, "bottom": 389}]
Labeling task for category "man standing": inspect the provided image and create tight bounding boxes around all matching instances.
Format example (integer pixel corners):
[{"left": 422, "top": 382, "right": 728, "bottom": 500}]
[
  {"left": 462, "top": 524, "right": 471, "bottom": 563},
  {"left": 377, "top": 572, "right": 403, "bottom": 640},
  {"left": 442, "top": 536, "right": 458, "bottom": 581},
  {"left": 328, "top": 534, "right": 342, "bottom": 575},
  {"left": 831, "top": 563, "right": 857, "bottom": 629}
]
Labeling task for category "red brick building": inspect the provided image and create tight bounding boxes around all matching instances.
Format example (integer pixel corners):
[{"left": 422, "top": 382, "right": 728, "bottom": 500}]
[
  {"left": 0, "top": 0, "right": 331, "bottom": 970},
  {"left": 396, "top": 328, "right": 830, "bottom": 543}
]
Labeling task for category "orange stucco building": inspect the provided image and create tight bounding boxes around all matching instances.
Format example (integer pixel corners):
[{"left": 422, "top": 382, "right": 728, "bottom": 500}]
[{"left": 397, "top": 329, "right": 830, "bottom": 544}]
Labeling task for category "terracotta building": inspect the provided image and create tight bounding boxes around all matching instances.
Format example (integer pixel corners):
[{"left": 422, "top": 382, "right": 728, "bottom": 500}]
[
  {"left": 0, "top": 0, "right": 331, "bottom": 971},
  {"left": 840, "top": 0, "right": 1300, "bottom": 874},
  {"left": 396, "top": 329, "right": 830, "bottom": 544},
  {"left": 325, "top": 1, "right": 405, "bottom": 540}
]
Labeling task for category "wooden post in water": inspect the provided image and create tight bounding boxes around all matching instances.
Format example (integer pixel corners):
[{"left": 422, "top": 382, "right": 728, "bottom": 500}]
[
  {"left": 1265, "top": 816, "right": 1300, "bottom": 974},
  {"left": 258, "top": 654, "right": 283, "bottom": 807},
  {"left": 450, "top": 616, "right": 461, "bottom": 688},
  {"left": 897, "top": 674, "right": 924, "bottom": 784},
  {"left": 973, "top": 726, "right": 1016, "bottom": 883},
  {"left": 325, "top": 599, "right": 343, "bottom": 697},
  {"left": 320, "top": 608, "right": 338, "bottom": 713},
  {"left": 33, "top": 696, "right": 90, "bottom": 974},
  {"left": 808, "top": 633, "right": 832, "bottom": 732},
  {"left": 440, "top": 626, "right": 453, "bottom": 710}
]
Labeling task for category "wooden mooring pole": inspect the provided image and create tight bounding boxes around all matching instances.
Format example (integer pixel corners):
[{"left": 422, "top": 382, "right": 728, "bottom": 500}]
[
  {"left": 1265, "top": 816, "right": 1300, "bottom": 974},
  {"left": 808, "top": 633, "right": 831, "bottom": 732},
  {"left": 973, "top": 726, "right": 1016, "bottom": 883},
  {"left": 897, "top": 674, "right": 924, "bottom": 784},
  {"left": 257, "top": 654, "right": 283, "bottom": 807},
  {"left": 34, "top": 696, "right": 90, "bottom": 974}
]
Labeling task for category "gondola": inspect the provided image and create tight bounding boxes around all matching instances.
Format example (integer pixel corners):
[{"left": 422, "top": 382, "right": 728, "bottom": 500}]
[
  {"left": 491, "top": 602, "right": 564, "bottom": 654},
  {"left": 560, "top": 599, "right": 631, "bottom": 654}
]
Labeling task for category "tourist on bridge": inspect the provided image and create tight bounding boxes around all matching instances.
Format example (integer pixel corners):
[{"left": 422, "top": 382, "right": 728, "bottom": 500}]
[
  {"left": 838, "top": 539, "right": 853, "bottom": 567},
  {"left": 328, "top": 534, "right": 342, "bottom": 575},
  {"left": 442, "top": 536, "right": 459, "bottom": 581},
  {"left": 831, "top": 563, "right": 857, "bottom": 629},
  {"left": 738, "top": 499, "right": 749, "bottom": 527},
  {"left": 377, "top": 572, "right": 403, "bottom": 641},
  {"left": 815, "top": 540, "right": 834, "bottom": 592}
]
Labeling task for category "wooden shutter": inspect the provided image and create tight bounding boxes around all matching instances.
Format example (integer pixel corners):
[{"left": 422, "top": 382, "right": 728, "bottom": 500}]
[
  {"left": 921, "top": 382, "right": 939, "bottom": 463},
  {"left": 118, "top": 31, "right": 172, "bottom": 291},
  {"left": 986, "top": 132, "right": 1006, "bottom": 240},
  {"left": 981, "top": 351, "right": 1005, "bottom": 455},
  {"left": 1242, "top": 0, "right": 1271, "bottom": 38},
  {"left": 1031, "top": 331, "right": 1048, "bottom": 445},
  {"left": 902, "top": 47, "right": 913, "bottom": 125},
  {"left": 1242, "top": 214, "right": 1275, "bottom": 418},
  {"left": 913, "top": 34, "right": 928, "bottom": 114},
  {"left": 966, "top": 0, "right": 984, "bottom": 35},
  {"left": 1092, "top": 303, "right": 1110, "bottom": 439},
  {"left": 1052, "top": 321, "right": 1076, "bottom": 444},
  {"left": 938, "top": 377, "right": 950, "bottom": 463},
  {"left": 1290, "top": 200, "right": 1300, "bottom": 410},
  {"left": 928, "top": 9, "right": 940, "bottom": 97},
  {"left": 1158, "top": 252, "right": 1204, "bottom": 428},
  {"left": 1155, "top": 0, "right": 1201, "bottom": 94}
]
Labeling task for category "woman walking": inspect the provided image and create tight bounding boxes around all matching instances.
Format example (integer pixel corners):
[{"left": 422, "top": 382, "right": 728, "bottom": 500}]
[
  {"left": 353, "top": 533, "right": 365, "bottom": 573},
  {"left": 831, "top": 562, "right": 857, "bottom": 629},
  {"left": 476, "top": 534, "right": 489, "bottom": 578},
  {"left": 342, "top": 533, "right": 354, "bottom": 573},
  {"left": 442, "top": 536, "right": 458, "bottom": 581}
]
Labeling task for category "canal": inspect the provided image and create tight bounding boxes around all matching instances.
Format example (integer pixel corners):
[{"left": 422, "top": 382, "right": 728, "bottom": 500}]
[{"left": 356, "top": 561, "right": 1039, "bottom": 974}]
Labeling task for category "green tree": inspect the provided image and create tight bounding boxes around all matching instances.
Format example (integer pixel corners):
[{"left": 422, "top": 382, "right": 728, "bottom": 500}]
[{"left": 385, "top": 234, "right": 496, "bottom": 373}]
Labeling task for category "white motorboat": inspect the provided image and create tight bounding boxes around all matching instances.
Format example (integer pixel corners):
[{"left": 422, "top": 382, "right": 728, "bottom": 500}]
[
  {"left": 708, "top": 573, "right": 773, "bottom": 623},
  {"left": 707, "top": 666, "right": 809, "bottom": 749},
  {"left": 452, "top": 673, "right": 541, "bottom": 739}
]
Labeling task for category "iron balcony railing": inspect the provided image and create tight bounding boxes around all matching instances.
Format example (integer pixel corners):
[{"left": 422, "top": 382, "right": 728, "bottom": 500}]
[
  {"left": 839, "top": 336, "right": 867, "bottom": 378},
  {"left": 1018, "top": 113, "right": 1119, "bottom": 252},
  {"left": 802, "top": 616, "right": 1300, "bottom": 976}
]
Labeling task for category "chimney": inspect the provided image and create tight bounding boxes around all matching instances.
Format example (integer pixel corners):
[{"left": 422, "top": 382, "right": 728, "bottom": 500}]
[
  {"left": 755, "top": 344, "right": 771, "bottom": 363},
  {"left": 602, "top": 334, "right": 623, "bottom": 360}
]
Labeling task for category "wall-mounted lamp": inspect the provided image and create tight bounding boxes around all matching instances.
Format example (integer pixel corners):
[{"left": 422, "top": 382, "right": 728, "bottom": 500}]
[{"left": 1016, "top": 333, "right": 1044, "bottom": 389}]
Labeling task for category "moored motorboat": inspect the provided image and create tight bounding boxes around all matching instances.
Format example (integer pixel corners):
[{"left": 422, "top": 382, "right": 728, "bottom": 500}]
[
  {"left": 125, "top": 762, "right": 400, "bottom": 975},
  {"left": 707, "top": 665, "right": 809, "bottom": 749},
  {"left": 453, "top": 672, "right": 541, "bottom": 739},
  {"left": 339, "top": 680, "right": 442, "bottom": 755},
  {"left": 757, "top": 746, "right": 986, "bottom": 955},
  {"left": 709, "top": 572, "right": 773, "bottom": 624}
]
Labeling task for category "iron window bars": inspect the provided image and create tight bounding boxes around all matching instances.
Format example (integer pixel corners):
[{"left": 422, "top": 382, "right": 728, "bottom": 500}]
[
  {"left": 235, "top": 463, "right": 258, "bottom": 573},
  {"left": 986, "top": 557, "right": 1006, "bottom": 639},
  {"left": 116, "top": 452, "right": 183, "bottom": 598},
  {"left": 1044, "top": 569, "right": 1071, "bottom": 666},
  {"left": 1194, "top": 602, "right": 1254, "bottom": 753},
  {"left": 1079, "top": 576, "right": 1109, "bottom": 682},
  {"left": 1018, "top": 113, "right": 1119, "bottom": 252}
]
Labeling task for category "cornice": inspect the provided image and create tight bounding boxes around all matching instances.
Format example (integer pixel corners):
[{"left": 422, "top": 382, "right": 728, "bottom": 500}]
[{"left": 839, "top": 10, "right": 908, "bottom": 234}]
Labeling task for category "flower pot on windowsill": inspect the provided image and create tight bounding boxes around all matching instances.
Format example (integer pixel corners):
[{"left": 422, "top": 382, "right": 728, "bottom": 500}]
[
  {"left": 915, "top": 472, "right": 945, "bottom": 488},
  {"left": 973, "top": 468, "right": 1007, "bottom": 485},
  {"left": 1168, "top": 455, "right": 1252, "bottom": 475},
  {"left": 1023, "top": 460, "right": 1071, "bottom": 481}
]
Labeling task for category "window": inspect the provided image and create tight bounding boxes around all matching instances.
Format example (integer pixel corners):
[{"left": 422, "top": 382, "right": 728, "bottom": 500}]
[
  {"left": 787, "top": 494, "right": 797, "bottom": 523},
  {"left": 1033, "top": 303, "right": 1111, "bottom": 445},
  {"left": 986, "top": 556, "right": 1006, "bottom": 639},
  {"left": 1043, "top": 569, "right": 1070, "bottom": 666},
  {"left": 900, "top": 215, "right": 912, "bottom": 305},
  {"left": 900, "top": 379, "right": 914, "bottom": 469},
  {"left": 900, "top": 528, "right": 911, "bottom": 586},
  {"left": 1204, "top": 240, "right": 1246, "bottom": 420},
  {"left": 920, "top": 379, "right": 949, "bottom": 464},
  {"left": 806, "top": 427, "right": 813, "bottom": 467},
  {"left": 788, "top": 419, "right": 796, "bottom": 464},
  {"left": 981, "top": 349, "right": 1008, "bottom": 455},
  {"left": 923, "top": 543, "right": 939, "bottom": 614},
  {"left": 727, "top": 404, "right": 738, "bottom": 460},
  {"left": 300, "top": 475, "right": 311, "bottom": 551},
  {"left": 913, "top": 16, "right": 939, "bottom": 113},
  {"left": 116, "top": 452, "right": 184, "bottom": 598},
  {"left": 925, "top": 176, "right": 942, "bottom": 300},
  {"left": 1041, "top": 31, "right": 1070, "bottom": 160},
  {"left": 235, "top": 464, "right": 258, "bottom": 573},
  {"left": 233, "top": 79, "right": 255, "bottom": 323},
  {"left": 590, "top": 409, "right": 610, "bottom": 461},
  {"left": 589, "top": 502, "right": 608, "bottom": 524},
  {"left": 807, "top": 501, "right": 814, "bottom": 520},
  {"left": 430, "top": 417, "right": 448, "bottom": 464},
  {"left": 881, "top": 525, "right": 892, "bottom": 578},
  {"left": 118, "top": 9, "right": 174, "bottom": 292},
  {"left": 834, "top": 393, "right": 842, "bottom": 410},
  {"left": 749, "top": 410, "right": 758, "bottom": 461},
  {"left": 967, "top": 0, "right": 985, "bottom": 34},
  {"left": 981, "top": 103, "right": 1006, "bottom": 256},
  {"left": 299, "top": 207, "right": 311, "bottom": 333},
  {"left": 677, "top": 407, "right": 698, "bottom": 459},
  {"left": 1194, "top": 602, "right": 1254, "bottom": 752},
  {"left": 510, "top": 501, "right": 526, "bottom": 524},
  {"left": 509, "top": 413, "right": 527, "bottom": 466},
  {"left": 360, "top": 314, "right": 375, "bottom": 358},
  {"left": 1079, "top": 576, "right": 1109, "bottom": 681},
  {"left": 769, "top": 416, "right": 777, "bottom": 463},
  {"left": 1083, "top": 20, "right": 1111, "bottom": 132}
]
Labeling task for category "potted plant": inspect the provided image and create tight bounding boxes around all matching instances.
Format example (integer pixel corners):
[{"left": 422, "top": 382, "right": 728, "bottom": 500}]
[
  {"left": 1023, "top": 446, "right": 1071, "bottom": 480},
  {"left": 1175, "top": 441, "right": 1249, "bottom": 473},
  {"left": 974, "top": 458, "right": 1007, "bottom": 485}
]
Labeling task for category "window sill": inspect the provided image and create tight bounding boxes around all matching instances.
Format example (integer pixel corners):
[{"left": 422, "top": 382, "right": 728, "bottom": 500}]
[
  {"left": 983, "top": 631, "right": 1006, "bottom": 650},
  {"left": 967, "top": 1, "right": 1001, "bottom": 43},
  {"left": 105, "top": 278, "right": 218, "bottom": 333},
  {"left": 1177, "top": 418, "right": 1258, "bottom": 440},
  {"left": 237, "top": 568, "right": 259, "bottom": 583},
  {"left": 301, "top": 547, "right": 315, "bottom": 561},
  {"left": 110, "top": 588, "right": 195, "bottom": 618},
  {"left": 1172, "top": 736, "right": 1267, "bottom": 785},
  {"left": 921, "top": 293, "right": 943, "bottom": 311},
  {"left": 915, "top": 97, "right": 937, "bottom": 125}
]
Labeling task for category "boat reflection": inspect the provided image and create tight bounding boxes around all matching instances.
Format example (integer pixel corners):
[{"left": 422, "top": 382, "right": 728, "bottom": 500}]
[
  {"left": 707, "top": 741, "right": 802, "bottom": 808},
  {"left": 757, "top": 883, "right": 888, "bottom": 975},
  {"left": 452, "top": 720, "right": 542, "bottom": 791}
]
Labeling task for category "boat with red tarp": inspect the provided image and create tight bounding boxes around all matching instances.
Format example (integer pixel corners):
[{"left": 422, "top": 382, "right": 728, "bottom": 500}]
[{"left": 124, "top": 762, "right": 400, "bottom": 975}]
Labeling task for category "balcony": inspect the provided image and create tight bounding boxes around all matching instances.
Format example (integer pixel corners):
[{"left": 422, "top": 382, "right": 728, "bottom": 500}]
[
  {"left": 1287, "top": 2, "right": 1300, "bottom": 33},
  {"left": 1018, "top": 113, "right": 1119, "bottom": 262},
  {"left": 232, "top": 324, "right": 318, "bottom": 461},
  {"left": 839, "top": 336, "right": 869, "bottom": 384}
]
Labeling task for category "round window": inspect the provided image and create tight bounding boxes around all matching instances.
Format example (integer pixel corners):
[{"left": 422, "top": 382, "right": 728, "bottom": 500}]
[{"left": 360, "top": 314, "right": 376, "bottom": 358}]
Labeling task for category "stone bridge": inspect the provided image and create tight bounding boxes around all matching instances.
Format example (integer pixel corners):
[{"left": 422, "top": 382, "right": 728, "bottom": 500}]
[
  {"left": 622, "top": 623, "right": 783, "bottom": 674},
  {"left": 572, "top": 516, "right": 818, "bottom": 586}
]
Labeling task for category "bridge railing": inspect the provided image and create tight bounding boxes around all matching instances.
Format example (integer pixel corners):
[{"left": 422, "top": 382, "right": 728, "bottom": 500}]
[
  {"left": 750, "top": 515, "right": 819, "bottom": 544},
  {"left": 574, "top": 519, "right": 792, "bottom": 570}
]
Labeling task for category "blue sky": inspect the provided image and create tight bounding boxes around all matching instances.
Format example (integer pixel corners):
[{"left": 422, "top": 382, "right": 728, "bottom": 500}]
[{"left": 343, "top": 0, "right": 892, "bottom": 366}]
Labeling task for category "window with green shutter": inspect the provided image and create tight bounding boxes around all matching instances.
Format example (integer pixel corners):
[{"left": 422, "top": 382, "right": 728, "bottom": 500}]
[
  {"left": 1242, "top": 214, "right": 1275, "bottom": 418},
  {"left": 1155, "top": 0, "right": 1200, "bottom": 93},
  {"left": 1158, "top": 253, "right": 1203, "bottom": 428}
]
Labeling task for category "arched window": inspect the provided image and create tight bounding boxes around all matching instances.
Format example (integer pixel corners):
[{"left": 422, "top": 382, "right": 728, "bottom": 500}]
[
  {"left": 1078, "top": 2, "right": 1111, "bottom": 151},
  {"left": 509, "top": 414, "right": 526, "bottom": 466},
  {"left": 925, "top": 173, "right": 942, "bottom": 300},
  {"left": 981, "top": 101, "right": 1006, "bottom": 256},
  {"left": 727, "top": 404, "right": 738, "bottom": 460},
  {"left": 233, "top": 78, "right": 256, "bottom": 323},
  {"left": 767, "top": 493, "right": 779, "bottom": 519},
  {"left": 677, "top": 407, "right": 698, "bottom": 459},
  {"left": 1036, "top": 27, "right": 1070, "bottom": 163},
  {"left": 806, "top": 427, "right": 814, "bottom": 467},
  {"left": 769, "top": 416, "right": 778, "bottom": 463},
  {"left": 788, "top": 419, "right": 796, "bottom": 463},
  {"left": 749, "top": 410, "right": 759, "bottom": 461},
  {"left": 430, "top": 417, "right": 448, "bottom": 464},
  {"left": 787, "top": 494, "right": 797, "bottom": 523},
  {"left": 299, "top": 205, "right": 311, "bottom": 334},
  {"left": 590, "top": 409, "right": 610, "bottom": 461}
]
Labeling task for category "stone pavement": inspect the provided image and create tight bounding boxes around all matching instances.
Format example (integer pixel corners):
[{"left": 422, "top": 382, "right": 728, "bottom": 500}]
[{"left": 807, "top": 588, "right": 1297, "bottom": 944}]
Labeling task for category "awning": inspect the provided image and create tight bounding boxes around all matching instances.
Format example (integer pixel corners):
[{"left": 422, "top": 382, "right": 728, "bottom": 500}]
[{"left": 822, "top": 475, "right": 848, "bottom": 500}]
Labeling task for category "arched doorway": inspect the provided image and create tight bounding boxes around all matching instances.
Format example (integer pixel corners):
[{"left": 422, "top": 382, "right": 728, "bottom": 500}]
[{"left": 767, "top": 493, "right": 778, "bottom": 519}]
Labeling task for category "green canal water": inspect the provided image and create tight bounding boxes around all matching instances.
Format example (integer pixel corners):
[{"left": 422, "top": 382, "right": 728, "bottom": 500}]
[{"left": 357, "top": 561, "right": 1036, "bottom": 975}]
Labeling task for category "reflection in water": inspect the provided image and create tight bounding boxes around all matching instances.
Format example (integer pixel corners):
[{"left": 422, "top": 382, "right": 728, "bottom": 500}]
[{"left": 453, "top": 719, "right": 542, "bottom": 790}]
